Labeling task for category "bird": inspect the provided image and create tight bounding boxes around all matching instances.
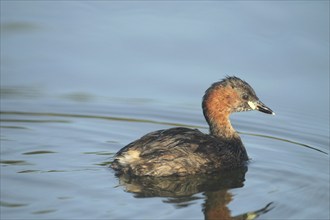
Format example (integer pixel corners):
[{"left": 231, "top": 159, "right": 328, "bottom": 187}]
[{"left": 111, "top": 76, "right": 274, "bottom": 177}]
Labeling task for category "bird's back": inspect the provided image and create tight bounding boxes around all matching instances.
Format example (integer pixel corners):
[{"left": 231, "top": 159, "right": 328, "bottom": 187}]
[{"left": 111, "top": 127, "right": 247, "bottom": 176}]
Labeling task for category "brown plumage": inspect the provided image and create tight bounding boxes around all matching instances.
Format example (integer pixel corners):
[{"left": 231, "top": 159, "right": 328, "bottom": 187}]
[{"left": 111, "top": 76, "right": 274, "bottom": 176}]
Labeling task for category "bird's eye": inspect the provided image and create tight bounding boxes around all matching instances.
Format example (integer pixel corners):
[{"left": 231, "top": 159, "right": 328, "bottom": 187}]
[{"left": 242, "top": 94, "right": 249, "bottom": 100}]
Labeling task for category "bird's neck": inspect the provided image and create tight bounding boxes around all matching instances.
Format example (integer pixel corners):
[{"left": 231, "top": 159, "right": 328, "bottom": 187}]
[
  {"left": 202, "top": 86, "right": 240, "bottom": 139},
  {"left": 208, "top": 112, "right": 239, "bottom": 140}
]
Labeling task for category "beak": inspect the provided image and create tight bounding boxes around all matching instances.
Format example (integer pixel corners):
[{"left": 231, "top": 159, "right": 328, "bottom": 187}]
[{"left": 248, "top": 100, "right": 275, "bottom": 115}]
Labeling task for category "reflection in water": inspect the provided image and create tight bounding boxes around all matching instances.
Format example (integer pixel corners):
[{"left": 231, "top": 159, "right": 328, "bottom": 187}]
[
  {"left": 116, "top": 167, "right": 273, "bottom": 219},
  {"left": 204, "top": 192, "right": 273, "bottom": 220}
]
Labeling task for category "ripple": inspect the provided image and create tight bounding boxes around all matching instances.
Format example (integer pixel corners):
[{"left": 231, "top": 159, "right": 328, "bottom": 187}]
[
  {"left": 23, "top": 150, "right": 57, "bottom": 155},
  {"left": 32, "top": 209, "right": 57, "bottom": 215},
  {"left": 0, "top": 160, "right": 34, "bottom": 166},
  {"left": 0, "top": 111, "right": 193, "bottom": 127},
  {"left": 83, "top": 151, "right": 114, "bottom": 156},
  {"left": 61, "top": 92, "right": 95, "bottom": 102},
  {"left": 1, "top": 119, "right": 70, "bottom": 123},
  {"left": 2, "top": 110, "right": 327, "bottom": 157},
  {"left": 0, "top": 201, "right": 28, "bottom": 208},
  {"left": 0, "top": 86, "right": 42, "bottom": 99},
  {"left": 241, "top": 132, "right": 329, "bottom": 155},
  {"left": 1, "top": 21, "right": 41, "bottom": 33},
  {"left": 0, "top": 126, "right": 28, "bottom": 129}
]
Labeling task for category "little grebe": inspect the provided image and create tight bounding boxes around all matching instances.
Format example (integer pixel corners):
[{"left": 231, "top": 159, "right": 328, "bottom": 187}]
[{"left": 111, "top": 76, "right": 274, "bottom": 176}]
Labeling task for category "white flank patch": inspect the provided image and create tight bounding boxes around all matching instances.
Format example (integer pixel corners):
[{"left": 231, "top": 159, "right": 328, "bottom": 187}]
[{"left": 118, "top": 150, "right": 141, "bottom": 165}]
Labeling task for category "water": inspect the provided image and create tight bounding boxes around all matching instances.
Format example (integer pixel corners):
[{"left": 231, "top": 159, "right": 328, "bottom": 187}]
[{"left": 1, "top": 1, "right": 329, "bottom": 219}]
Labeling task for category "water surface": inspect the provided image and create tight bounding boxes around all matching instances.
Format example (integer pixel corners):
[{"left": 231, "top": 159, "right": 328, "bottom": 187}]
[{"left": 1, "top": 1, "right": 329, "bottom": 219}]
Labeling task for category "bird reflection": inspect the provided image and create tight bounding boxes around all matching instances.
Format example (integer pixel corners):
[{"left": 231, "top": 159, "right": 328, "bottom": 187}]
[{"left": 115, "top": 167, "right": 273, "bottom": 219}]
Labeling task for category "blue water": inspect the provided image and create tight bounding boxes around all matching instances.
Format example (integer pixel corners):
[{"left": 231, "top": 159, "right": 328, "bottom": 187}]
[{"left": 1, "top": 1, "right": 329, "bottom": 219}]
